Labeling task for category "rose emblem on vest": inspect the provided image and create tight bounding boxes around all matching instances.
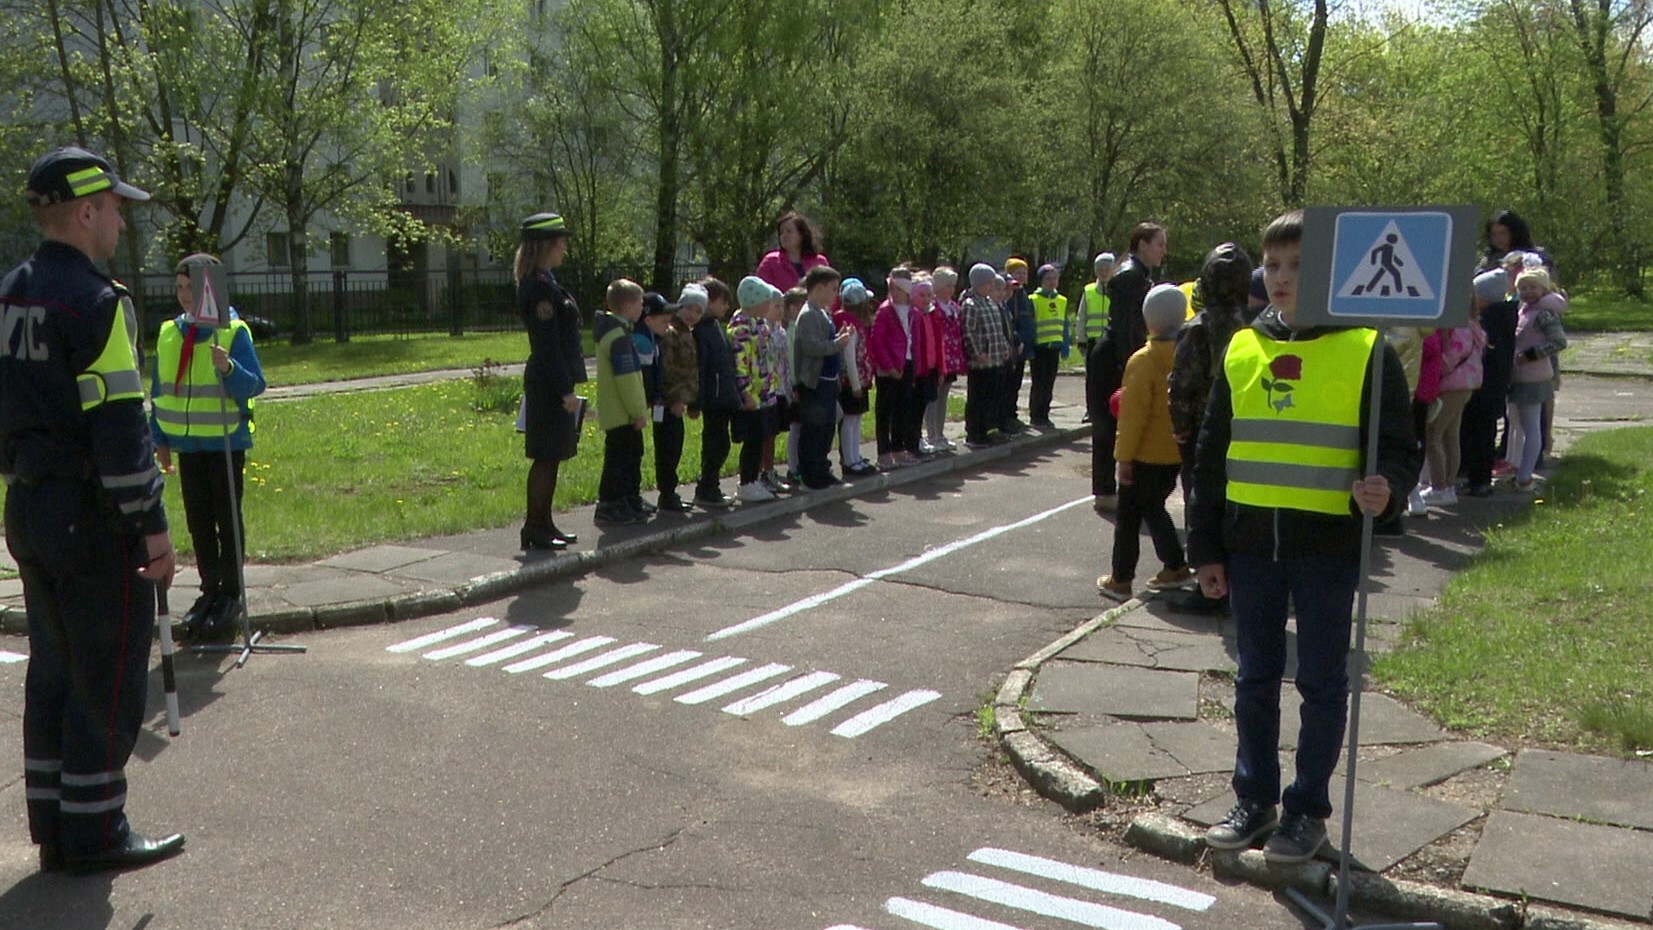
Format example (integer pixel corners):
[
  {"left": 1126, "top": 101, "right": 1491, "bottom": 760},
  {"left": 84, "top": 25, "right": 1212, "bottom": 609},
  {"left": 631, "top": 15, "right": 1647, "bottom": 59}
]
[{"left": 1260, "top": 353, "right": 1302, "bottom": 413}]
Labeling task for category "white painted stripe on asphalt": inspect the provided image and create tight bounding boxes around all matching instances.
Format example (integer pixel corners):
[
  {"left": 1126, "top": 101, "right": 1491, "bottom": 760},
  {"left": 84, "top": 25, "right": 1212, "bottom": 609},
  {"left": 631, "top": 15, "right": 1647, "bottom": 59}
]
[
  {"left": 586, "top": 649, "right": 703, "bottom": 687},
  {"left": 707, "top": 495, "right": 1095, "bottom": 640},
  {"left": 721, "top": 670, "right": 841, "bottom": 716},
  {"left": 822, "top": 926, "right": 876, "bottom": 930},
  {"left": 632, "top": 656, "right": 748, "bottom": 695},
  {"left": 782, "top": 679, "right": 888, "bottom": 726},
  {"left": 387, "top": 617, "right": 497, "bottom": 653},
  {"left": 922, "top": 871, "right": 1179, "bottom": 930},
  {"left": 542, "top": 642, "right": 660, "bottom": 680},
  {"left": 424, "top": 625, "right": 536, "bottom": 660},
  {"left": 464, "top": 631, "right": 575, "bottom": 666},
  {"left": 501, "top": 636, "right": 616, "bottom": 674},
  {"left": 674, "top": 662, "right": 793, "bottom": 705},
  {"left": 968, "top": 847, "right": 1214, "bottom": 912},
  {"left": 884, "top": 896, "right": 1022, "bottom": 930},
  {"left": 0, "top": 650, "right": 27, "bottom": 664},
  {"left": 830, "top": 689, "right": 942, "bottom": 738}
]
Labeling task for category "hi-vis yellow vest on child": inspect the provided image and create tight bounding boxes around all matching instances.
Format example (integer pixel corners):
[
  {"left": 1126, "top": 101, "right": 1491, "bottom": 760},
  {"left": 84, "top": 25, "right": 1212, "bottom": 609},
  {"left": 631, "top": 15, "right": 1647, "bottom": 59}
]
[{"left": 1223, "top": 327, "right": 1377, "bottom": 516}]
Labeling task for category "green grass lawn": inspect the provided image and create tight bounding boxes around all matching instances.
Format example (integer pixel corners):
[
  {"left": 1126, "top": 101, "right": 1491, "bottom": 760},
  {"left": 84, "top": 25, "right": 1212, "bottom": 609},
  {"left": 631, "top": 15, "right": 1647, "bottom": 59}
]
[
  {"left": 1560, "top": 288, "right": 1651, "bottom": 332},
  {"left": 255, "top": 330, "right": 597, "bottom": 386},
  {"left": 179, "top": 378, "right": 957, "bottom": 563},
  {"left": 1372, "top": 427, "right": 1653, "bottom": 755}
]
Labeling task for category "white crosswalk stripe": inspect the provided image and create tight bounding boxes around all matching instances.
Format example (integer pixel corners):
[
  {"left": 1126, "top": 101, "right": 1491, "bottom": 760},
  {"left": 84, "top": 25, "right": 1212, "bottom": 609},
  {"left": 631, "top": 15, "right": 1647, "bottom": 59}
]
[
  {"left": 386, "top": 619, "right": 941, "bottom": 739},
  {"left": 821, "top": 846, "right": 1216, "bottom": 930},
  {"left": 0, "top": 650, "right": 27, "bottom": 664}
]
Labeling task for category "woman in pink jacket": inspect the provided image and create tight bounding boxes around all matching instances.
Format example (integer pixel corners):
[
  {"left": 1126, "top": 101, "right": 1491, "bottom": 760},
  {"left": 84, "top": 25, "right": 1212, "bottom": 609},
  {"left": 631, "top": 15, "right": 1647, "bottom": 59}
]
[{"left": 755, "top": 211, "right": 830, "bottom": 293}]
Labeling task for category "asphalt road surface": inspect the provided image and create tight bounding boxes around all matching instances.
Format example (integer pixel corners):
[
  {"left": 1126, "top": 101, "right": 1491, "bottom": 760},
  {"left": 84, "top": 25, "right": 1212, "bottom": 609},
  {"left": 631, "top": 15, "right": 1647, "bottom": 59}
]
[{"left": 1, "top": 445, "right": 1359, "bottom": 929}]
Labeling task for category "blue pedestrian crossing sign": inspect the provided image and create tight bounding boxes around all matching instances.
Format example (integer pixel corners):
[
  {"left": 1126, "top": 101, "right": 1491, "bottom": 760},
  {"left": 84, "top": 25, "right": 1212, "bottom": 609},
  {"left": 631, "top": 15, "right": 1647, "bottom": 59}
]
[{"left": 1297, "top": 205, "right": 1479, "bottom": 328}]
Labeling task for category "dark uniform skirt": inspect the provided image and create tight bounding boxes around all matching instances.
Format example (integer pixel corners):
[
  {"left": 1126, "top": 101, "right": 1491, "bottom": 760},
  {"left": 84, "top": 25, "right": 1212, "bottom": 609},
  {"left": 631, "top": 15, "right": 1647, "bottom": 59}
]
[{"left": 523, "top": 376, "right": 581, "bottom": 461}]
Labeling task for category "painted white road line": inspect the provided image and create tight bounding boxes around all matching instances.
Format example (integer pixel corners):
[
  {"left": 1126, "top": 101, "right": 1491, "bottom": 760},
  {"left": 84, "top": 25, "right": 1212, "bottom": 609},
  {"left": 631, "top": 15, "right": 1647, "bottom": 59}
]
[
  {"left": 830, "top": 689, "right": 942, "bottom": 738},
  {"left": 542, "top": 642, "right": 660, "bottom": 680},
  {"left": 707, "top": 495, "right": 1095, "bottom": 640},
  {"left": 885, "top": 896, "right": 1022, "bottom": 930},
  {"left": 0, "top": 651, "right": 27, "bottom": 664},
  {"left": 424, "top": 625, "right": 537, "bottom": 661},
  {"left": 921, "top": 871, "right": 1179, "bottom": 930},
  {"left": 782, "top": 679, "right": 888, "bottom": 726},
  {"left": 501, "top": 636, "right": 616, "bottom": 674},
  {"left": 386, "top": 617, "right": 496, "bottom": 653},
  {"left": 968, "top": 848, "right": 1214, "bottom": 912},
  {"left": 465, "top": 631, "right": 575, "bottom": 667},
  {"left": 721, "top": 670, "right": 841, "bottom": 716},
  {"left": 674, "top": 662, "right": 793, "bottom": 705},
  {"left": 586, "top": 649, "right": 703, "bottom": 688},
  {"left": 632, "top": 656, "right": 748, "bottom": 695}
]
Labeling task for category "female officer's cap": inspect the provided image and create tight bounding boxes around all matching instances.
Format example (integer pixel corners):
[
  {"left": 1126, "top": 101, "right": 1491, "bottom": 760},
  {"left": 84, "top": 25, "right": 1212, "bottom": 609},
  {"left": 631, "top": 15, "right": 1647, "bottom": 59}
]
[{"left": 520, "top": 212, "right": 569, "bottom": 241}]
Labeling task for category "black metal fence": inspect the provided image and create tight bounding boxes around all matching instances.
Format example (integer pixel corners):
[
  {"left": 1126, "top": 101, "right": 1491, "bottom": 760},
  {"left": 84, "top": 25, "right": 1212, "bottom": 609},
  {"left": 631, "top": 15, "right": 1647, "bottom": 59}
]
[{"left": 134, "top": 262, "right": 707, "bottom": 342}]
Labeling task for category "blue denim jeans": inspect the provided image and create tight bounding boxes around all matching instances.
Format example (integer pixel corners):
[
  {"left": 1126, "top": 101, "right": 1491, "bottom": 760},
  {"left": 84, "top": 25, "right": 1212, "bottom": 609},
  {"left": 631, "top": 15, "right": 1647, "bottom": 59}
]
[{"left": 1229, "top": 551, "right": 1360, "bottom": 819}]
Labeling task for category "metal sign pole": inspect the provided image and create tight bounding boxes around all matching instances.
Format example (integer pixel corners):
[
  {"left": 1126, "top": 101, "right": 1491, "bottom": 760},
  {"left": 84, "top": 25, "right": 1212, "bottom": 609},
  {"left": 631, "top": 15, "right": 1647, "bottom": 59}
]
[{"left": 1283, "top": 328, "right": 1440, "bottom": 930}]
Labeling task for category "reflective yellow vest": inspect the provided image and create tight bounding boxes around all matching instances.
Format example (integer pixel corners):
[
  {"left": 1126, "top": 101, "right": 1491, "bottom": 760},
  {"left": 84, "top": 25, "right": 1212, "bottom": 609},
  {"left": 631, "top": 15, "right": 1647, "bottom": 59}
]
[
  {"left": 1224, "top": 327, "right": 1377, "bottom": 516},
  {"left": 1078, "top": 284, "right": 1109, "bottom": 341},
  {"left": 1029, "top": 291, "right": 1068, "bottom": 346},
  {"left": 152, "top": 320, "right": 255, "bottom": 439}
]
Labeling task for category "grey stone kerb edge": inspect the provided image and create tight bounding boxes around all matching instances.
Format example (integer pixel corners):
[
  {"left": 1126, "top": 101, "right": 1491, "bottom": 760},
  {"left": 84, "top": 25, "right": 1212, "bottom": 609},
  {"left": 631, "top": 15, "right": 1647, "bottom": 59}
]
[{"left": 992, "top": 607, "right": 1642, "bottom": 930}]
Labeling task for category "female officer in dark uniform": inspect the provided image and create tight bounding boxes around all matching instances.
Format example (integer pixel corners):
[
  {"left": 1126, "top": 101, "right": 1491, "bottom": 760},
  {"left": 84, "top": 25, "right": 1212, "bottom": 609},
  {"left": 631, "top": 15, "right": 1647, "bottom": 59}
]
[{"left": 517, "top": 212, "right": 586, "bottom": 550}]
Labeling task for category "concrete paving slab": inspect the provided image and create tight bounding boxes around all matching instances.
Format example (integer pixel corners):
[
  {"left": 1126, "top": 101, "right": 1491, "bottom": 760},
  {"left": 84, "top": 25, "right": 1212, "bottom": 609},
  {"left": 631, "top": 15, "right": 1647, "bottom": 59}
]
[
  {"left": 387, "top": 551, "right": 525, "bottom": 585},
  {"left": 1359, "top": 741, "right": 1507, "bottom": 790},
  {"left": 1044, "top": 718, "right": 1190, "bottom": 783},
  {"left": 1279, "top": 690, "right": 1446, "bottom": 748},
  {"left": 1327, "top": 782, "right": 1481, "bottom": 873},
  {"left": 1141, "top": 720, "right": 1237, "bottom": 774},
  {"left": 1114, "top": 601, "right": 1233, "bottom": 637},
  {"left": 1503, "top": 748, "right": 1653, "bottom": 830},
  {"left": 1464, "top": 810, "right": 1653, "bottom": 920},
  {"left": 1184, "top": 780, "right": 1478, "bottom": 872},
  {"left": 1028, "top": 661, "right": 1199, "bottom": 720},
  {"left": 1061, "top": 626, "right": 1238, "bottom": 673},
  {"left": 316, "top": 544, "right": 442, "bottom": 573},
  {"left": 278, "top": 573, "right": 415, "bottom": 608}
]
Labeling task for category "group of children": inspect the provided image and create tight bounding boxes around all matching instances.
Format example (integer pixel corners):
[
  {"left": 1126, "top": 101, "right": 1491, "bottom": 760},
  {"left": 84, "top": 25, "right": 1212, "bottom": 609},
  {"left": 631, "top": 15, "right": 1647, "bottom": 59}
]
[{"left": 581, "top": 259, "right": 1065, "bottom": 524}]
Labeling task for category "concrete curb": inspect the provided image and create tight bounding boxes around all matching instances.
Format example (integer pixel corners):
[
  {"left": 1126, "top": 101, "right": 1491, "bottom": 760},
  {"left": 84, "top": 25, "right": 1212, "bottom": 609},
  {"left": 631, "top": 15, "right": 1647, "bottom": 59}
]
[
  {"left": 992, "top": 608, "right": 1651, "bottom": 930},
  {"left": 0, "top": 422, "right": 1086, "bottom": 640}
]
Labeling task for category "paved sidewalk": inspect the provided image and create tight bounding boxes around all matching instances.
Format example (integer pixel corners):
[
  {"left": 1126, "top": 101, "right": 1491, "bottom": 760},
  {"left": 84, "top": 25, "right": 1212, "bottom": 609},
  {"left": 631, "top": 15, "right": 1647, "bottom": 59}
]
[{"left": 995, "top": 368, "right": 1653, "bottom": 929}]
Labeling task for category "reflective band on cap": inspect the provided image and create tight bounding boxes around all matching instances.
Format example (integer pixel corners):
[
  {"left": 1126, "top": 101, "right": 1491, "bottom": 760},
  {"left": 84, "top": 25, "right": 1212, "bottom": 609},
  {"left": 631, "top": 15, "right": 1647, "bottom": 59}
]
[
  {"left": 66, "top": 166, "right": 114, "bottom": 197},
  {"left": 526, "top": 215, "right": 566, "bottom": 232}
]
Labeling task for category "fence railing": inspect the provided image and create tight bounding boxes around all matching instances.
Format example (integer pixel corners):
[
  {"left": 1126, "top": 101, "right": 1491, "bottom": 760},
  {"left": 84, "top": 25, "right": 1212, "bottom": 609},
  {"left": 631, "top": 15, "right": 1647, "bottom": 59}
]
[{"left": 134, "top": 262, "right": 708, "bottom": 342}]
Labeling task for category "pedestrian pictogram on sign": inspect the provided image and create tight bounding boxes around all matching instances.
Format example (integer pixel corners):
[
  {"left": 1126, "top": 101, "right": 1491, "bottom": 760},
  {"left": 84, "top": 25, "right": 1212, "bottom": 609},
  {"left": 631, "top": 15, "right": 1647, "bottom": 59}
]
[
  {"left": 1339, "top": 223, "right": 1433, "bottom": 299},
  {"left": 1296, "top": 206, "right": 1479, "bottom": 329}
]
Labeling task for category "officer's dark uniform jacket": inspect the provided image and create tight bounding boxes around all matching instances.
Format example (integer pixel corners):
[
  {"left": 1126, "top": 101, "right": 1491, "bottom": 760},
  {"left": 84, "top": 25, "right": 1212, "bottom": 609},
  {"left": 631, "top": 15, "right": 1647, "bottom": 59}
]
[
  {"left": 1186, "top": 307, "right": 1415, "bottom": 567},
  {"left": 520, "top": 268, "right": 586, "bottom": 399},
  {"left": 0, "top": 240, "right": 165, "bottom": 531}
]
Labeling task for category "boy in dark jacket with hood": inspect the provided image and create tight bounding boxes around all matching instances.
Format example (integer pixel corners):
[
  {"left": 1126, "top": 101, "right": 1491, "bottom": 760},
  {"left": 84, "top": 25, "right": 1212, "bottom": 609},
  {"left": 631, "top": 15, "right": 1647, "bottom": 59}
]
[
  {"left": 690, "top": 277, "right": 741, "bottom": 508},
  {"left": 1163, "top": 242, "right": 1253, "bottom": 614},
  {"left": 1192, "top": 210, "right": 1414, "bottom": 864}
]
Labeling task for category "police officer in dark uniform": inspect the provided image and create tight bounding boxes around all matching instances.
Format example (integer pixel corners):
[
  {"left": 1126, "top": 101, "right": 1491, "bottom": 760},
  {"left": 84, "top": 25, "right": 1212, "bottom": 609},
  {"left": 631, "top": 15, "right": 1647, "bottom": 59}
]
[
  {"left": 516, "top": 212, "right": 586, "bottom": 550},
  {"left": 3, "top": 147, "right": 184, "bottom": 873}
]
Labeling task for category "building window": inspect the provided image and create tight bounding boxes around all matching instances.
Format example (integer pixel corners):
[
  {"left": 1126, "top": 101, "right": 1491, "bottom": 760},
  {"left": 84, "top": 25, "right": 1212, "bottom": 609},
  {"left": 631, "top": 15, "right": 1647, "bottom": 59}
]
[
  {"left": 449, "top": 169, "right": 459, "bottom": 196},
  {"left": 267, "top": 231, "right": 290, "bottom": 268},
  {"left": 405, "top": 172, "right": 416, "bottom": 194},
  {"left": 425, "top": 172, "right": 435, "bottom": 194},
  {"left": 330, "top": 232, "right": 350, "bottom": 269}
]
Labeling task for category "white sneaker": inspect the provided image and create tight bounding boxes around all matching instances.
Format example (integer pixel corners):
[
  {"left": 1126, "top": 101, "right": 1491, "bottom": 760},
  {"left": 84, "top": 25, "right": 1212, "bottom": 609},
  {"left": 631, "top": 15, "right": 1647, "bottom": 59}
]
[
  {"left": 1407, "top": 487, "right": 1428, "bottom": 517},
  {"left": 1421, "top": 486, "right": 1458, "bottom": 507},
  {"left": 930, "top": 437, "right": 954, "bottom": 451},
  {"left": 737, "top": 481, "right": 776, "bottom": 502}
]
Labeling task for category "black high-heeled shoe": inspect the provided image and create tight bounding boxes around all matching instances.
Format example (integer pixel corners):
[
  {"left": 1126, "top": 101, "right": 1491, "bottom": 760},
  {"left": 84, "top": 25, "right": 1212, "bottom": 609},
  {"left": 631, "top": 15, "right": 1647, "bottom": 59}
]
[
  {"left": 548, "top": 525, "right": 577, "bottom": 546},
  {"left": 521, "top": 526, "right": 568, "bottom": 551}
]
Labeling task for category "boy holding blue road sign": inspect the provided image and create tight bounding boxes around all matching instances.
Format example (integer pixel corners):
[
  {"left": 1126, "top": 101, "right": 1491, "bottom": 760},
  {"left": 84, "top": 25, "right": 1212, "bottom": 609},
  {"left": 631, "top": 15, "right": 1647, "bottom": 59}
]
[{"left": 1190, "top": 209, "right": 1415, "bottom": 863}]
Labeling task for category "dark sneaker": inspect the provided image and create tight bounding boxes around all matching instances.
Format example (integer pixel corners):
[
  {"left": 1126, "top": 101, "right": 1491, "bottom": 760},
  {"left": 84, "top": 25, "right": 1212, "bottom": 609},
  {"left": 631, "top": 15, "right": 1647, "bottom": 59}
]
[
  {"left": 1205, "top": 800, "right": 1278, "bottom": 850},
  {"left": 693, "top": 490, "right": 734, "bottom": 509},
  {"left": 593, "top": 504, "right": 644, "bottom": 526},
  {"left": 658, "top": 492, "right": 695, "bottom": 513},
  {"left": 1263, "top": 812, "right": 1328, "bottom": 863}
]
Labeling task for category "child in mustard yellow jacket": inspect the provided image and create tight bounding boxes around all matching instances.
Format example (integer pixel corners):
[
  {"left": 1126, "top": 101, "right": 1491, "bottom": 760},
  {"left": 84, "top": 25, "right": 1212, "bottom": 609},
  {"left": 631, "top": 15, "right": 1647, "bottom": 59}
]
[{"left": 1098, "top": 284, "right": 1196, "bottom": 599}]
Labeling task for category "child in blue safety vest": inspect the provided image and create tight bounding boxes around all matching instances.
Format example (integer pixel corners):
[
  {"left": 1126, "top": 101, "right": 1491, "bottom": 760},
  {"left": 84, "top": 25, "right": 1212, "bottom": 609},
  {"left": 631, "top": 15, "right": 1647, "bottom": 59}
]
[
  {"left": 1188, "top": 210, "right": 1414, "bottom": 865},
  {"left": 151, "top": 252, "right": 267, "bottom": 642}
]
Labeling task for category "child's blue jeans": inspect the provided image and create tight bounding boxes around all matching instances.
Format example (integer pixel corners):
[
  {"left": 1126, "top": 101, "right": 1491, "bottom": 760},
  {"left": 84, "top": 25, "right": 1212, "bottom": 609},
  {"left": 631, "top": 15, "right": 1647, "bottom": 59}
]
[{"left": 1228, "top": 551, "right": 1360, "bottom": 819}]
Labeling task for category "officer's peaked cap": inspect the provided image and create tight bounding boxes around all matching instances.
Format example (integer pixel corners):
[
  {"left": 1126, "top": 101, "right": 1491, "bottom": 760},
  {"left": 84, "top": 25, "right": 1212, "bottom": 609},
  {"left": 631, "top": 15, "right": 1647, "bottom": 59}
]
[
  {"left": 520, "top": 212, "right": 569, "bottom": 241},
  {"left": 26, "top": 146, "right": 150, "bottom": 206}
]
